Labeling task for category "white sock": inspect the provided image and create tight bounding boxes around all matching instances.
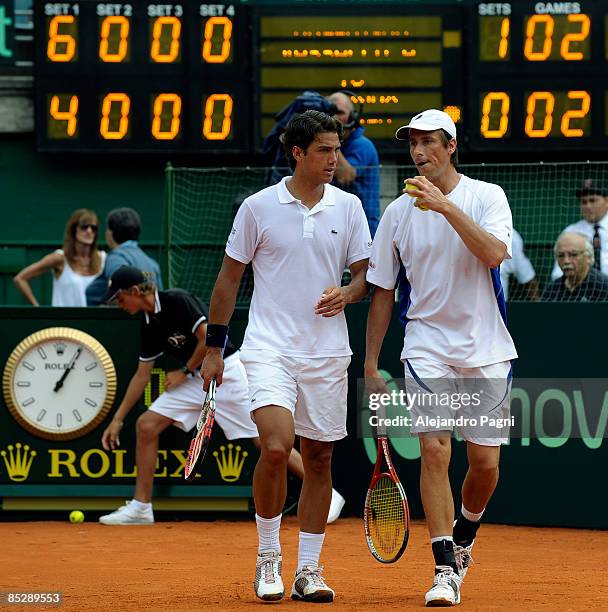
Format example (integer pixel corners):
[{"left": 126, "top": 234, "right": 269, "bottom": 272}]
[
  {"left": 256, "top": 513, "right": 282, "bottom": 554},
  {"left": 430, "top": 535, "right": 453, "bottom": 544},
  {"left": 461, "top": 504, "right": 484, "bottom": 522},
  {"left": 297, "top": 532, "right": 325, "bottom": 572},
  {"left": 130, "top": 499, "right": 152, "bottom": 511}
]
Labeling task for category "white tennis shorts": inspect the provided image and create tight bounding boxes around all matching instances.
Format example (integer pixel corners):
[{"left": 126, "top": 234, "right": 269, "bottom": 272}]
[
  {"left": 149, "top": 352, "right": 259, "bottom": 440},
  {"left": 239, "top": 349, "right": 351, "bottom": 443},
  {"left": 404, "top": 357, "right": 512, "bottom": 446}
]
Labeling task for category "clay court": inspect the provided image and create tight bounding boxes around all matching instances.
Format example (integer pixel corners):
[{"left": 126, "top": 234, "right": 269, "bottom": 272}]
[{"left": 3, "top": 517, "right": 607, "bottom": 610}]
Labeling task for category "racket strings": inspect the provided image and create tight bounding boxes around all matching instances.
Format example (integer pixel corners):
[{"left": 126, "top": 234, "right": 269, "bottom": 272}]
[{"left": 368, "top": 476, "right": 406, "bottom": 557}]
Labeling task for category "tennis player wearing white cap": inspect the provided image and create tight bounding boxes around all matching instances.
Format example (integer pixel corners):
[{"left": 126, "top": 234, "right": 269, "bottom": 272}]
[{"left": 365, "top": 109, "right": 517, "bottom": 606}]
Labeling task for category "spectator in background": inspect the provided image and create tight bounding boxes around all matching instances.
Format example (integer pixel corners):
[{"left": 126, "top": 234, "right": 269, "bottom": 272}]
[
  {"left": 14, "top": 208, "right": 105, "bottom": 306},
  {"left": 86, "top": 207, "right": 163, "bottom": 306},
  {"left": 551, "top": 179, "right": 608, "bottom": 280},
  {"left": 328, "top": 91, "right": 380, "bottom": 236},
  {"left": 543, "top": 232, "right": 608, "bottom": 302},
  {"left": 500, "top": 229, "right": 540, "bottom": 301}
]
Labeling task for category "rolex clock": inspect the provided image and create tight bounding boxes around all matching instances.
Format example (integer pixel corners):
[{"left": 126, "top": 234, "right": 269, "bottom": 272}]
[{"left": 2, "top": 327, "right": 117, "bottom": 440}]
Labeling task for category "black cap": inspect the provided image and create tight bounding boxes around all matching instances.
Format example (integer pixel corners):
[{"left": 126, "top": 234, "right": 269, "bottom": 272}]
[
  {"left": 575, "top": 178, "right": 607, "bottom": 198},
  {"left": 103, "top": 266, "right": 146, "bottom": 303}
]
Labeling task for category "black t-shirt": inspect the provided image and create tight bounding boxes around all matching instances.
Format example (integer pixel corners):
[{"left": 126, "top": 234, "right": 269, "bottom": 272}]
[
  {"left": 542, "top": 268, "right": 608, "bottom": 302},
  {"left": 139, "top": 289, "right": 236, "bottom": 364}
]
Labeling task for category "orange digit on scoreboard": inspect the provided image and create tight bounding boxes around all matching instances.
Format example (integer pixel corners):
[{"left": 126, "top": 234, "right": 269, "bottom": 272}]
[
  {"left": 203, "top": 94, "right": 233, "bottom": 140},
  {"left": 150, "top": 17, "right": 181, "bottom": 63},
  {"left": 47, "top": 15, "right": 77, "bottom": 62},
  {"left": 99, "top": 16, "right": 130, "bottom": 63},
  {"left": 49, "top": 95, "right": 79, "bottom": 137},
  {"left": 202, "top": 17, "right": 233, "bottom": 63},
  {"left": 100, "top": 93, "right": 131, "bottom": 140},
  {"left": 152, "top": 94, "right": 182, "bottom": 140}
]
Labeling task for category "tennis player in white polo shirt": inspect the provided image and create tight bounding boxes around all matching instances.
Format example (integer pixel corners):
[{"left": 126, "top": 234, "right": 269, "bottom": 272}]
[
  {"left": 202, "top": 110, "right": 371, "bottom": 603},
  {"left": 365, "top": 109, "right": 517, "bottom": 607}
]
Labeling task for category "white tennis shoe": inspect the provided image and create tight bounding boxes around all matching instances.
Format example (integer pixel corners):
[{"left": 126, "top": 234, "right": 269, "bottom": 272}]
[
  {"left": 425, "top": 566, "right": 462, "bottom": 607},
  {"left": 291, "top": 565, "right": 335, "bottom": 602},
  {"left": 453, "top": 519, "right": 476, "bottom": 580},
  {"left": 254, "top": 550, "right": 284, "bottom": 601},
  {"left": 327, "top": 489, "right": 345, "bottom": 524},
  {"left": 454, "top": 540, "right": 475, "bottom": 580},
  {"left": 99, "top": 500, "right": 154, "bottom": 525}
]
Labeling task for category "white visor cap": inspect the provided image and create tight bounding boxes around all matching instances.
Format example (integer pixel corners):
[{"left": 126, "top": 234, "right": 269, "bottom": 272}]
[{"left": 395, "top": 109, "right": 457, "bottom": 140}]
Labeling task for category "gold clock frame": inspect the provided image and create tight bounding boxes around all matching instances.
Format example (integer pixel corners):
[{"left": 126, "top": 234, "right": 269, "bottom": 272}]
[{"left": 2, "top": 327, "right": 117, "bottom": 441}]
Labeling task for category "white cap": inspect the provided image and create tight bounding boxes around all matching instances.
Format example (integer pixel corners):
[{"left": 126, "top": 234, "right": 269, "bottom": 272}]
[{"left": 395, "top": 109, "right": 457, "bottom": 140}]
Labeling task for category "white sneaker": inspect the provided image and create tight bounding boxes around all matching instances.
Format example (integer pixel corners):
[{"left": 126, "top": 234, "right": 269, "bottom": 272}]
[
  {"left": 99, "top": 500, "right": 154, "bottom": 525},
  {"left": 454, "top": 541, "right": 475, "bottom": 580},
  {"left": 453, "top": 519, "right": 475, "bottom": 580},
  {"left": 327, "top": 489, "right": 345, "bottom": 524},
  {"left": 254, "top": 550, "right": 284, "bottom": 601},
  {"left": 291, "top": 565, "right": 335, "bottom": 602},
  {"left": 425, "top": 567, "right": 462, "bottom": 607}
]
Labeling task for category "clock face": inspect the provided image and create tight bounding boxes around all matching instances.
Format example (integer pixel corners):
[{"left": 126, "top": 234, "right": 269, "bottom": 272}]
[{"left": 2, "top": 327, "right": 117, "bottom": 440}]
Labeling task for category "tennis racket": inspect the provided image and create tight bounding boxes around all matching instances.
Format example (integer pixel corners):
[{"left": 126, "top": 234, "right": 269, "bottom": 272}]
[
  {"left": 184, "top": 379, "right": 216, "bottom": 481},
  {"left": 363, "top": 397, "right": 410, "bottom": 563}
]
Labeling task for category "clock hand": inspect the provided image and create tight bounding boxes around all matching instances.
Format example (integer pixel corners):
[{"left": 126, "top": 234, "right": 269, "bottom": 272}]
[{"left": 53, "top": 347, "right": 82, "bottom": 393}]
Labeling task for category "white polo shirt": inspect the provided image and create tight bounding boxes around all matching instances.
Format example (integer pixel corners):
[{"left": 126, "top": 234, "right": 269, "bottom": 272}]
[
  {"left": 500, "top": 229, "right": 535, "bottom": 301},
  {"left": 367, "top": 174, "right": 518, "bottom": 368},
  {"left": 226, "top": 176, "right": 372, "bottom": 357}
]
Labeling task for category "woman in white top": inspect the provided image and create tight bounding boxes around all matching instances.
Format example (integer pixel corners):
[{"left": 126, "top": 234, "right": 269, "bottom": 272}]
[{"left": 14, "top": 209, "right": 106, "bottom": 306}]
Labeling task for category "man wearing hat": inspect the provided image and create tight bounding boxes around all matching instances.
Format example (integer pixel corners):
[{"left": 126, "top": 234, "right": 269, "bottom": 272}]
[
  {"left": 551, "top": 178, "right": 608, "bottom": 280},
  {"left": 365, "top": 109, "right": 517, "bottom": 606},
  {"left": 97, "top": 266, "right": 315, "bottom": 525}
]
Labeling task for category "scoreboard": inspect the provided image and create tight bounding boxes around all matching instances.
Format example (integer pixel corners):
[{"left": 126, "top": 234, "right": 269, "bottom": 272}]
[
  {"left": 470, "top": 2, "right": 606, "bottom": 151},
  {"left": 33, "top": 1, "right": 608, "bottom": 154},
  {"left": 257, "top": 10, "right": 462, "bottom": 143},
  {"left": 35, "top": 2, "right": 251, "bottom": 152}
]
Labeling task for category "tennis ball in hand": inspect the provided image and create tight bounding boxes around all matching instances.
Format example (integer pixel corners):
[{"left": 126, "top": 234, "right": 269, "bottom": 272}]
[
  {"left": 69, "top": 510, "right": 84, "bottom": 523},
  {"left": 405, "top": 182, "right": 429, "bottom": 211}
]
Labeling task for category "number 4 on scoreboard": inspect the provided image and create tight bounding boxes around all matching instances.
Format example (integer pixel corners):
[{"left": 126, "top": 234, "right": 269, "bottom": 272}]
[{"left": 48, "top": 94, "right": 79, "bottom": 138}]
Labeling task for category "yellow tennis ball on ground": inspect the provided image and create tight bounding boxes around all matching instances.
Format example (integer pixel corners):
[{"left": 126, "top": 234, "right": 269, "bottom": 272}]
[
  {"left": 69, "top": 510, "right": 84, "bottom": 523},
  {"left": 405, "top": 182, "right": 429, "bottom": 211}
]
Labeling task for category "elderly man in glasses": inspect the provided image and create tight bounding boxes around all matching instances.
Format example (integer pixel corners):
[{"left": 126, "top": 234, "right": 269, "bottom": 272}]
[{"left": 543, "top": 232, "right": 608, "bottom": 302}]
